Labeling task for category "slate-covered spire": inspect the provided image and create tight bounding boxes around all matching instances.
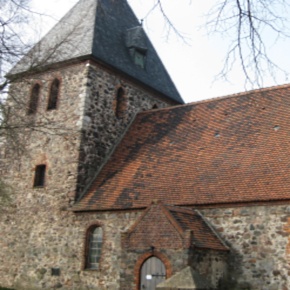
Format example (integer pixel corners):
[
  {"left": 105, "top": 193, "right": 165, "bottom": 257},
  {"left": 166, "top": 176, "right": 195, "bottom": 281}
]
[{"left": 9, "top": 0, "right": 183, "bottom": 103}]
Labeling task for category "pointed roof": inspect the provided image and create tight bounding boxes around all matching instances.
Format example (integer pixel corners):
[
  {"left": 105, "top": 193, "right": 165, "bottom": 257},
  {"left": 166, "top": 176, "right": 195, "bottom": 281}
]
[
  {"left": 123, "top": 202, "right": 228, "bottom": 251},
  {"left": 9, "top": 0, "right": 183, "bottom": 103},
  {"left": 165, "top": 205, "right": 228, "bottom": 250},
  {"left": 73, "top": 84, "right": 290, "bottom": 211}
]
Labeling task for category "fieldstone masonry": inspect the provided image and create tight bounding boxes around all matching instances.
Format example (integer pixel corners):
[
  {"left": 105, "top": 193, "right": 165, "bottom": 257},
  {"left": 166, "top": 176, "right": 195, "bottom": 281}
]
[
  {"left": 3, "top": 202, "right": 287, "bottom": 289},
  {"left": 0, "top": 60, "right": 175, "bottom": 290},
  {"left": 76, "top": 61, "right": 173, "bottom": 196},
  {"left": 1, "top": 2, "right": 290, "bottom": 287},
  {"left": 1, "top": 207, "right": 141, "bottom": 289},
  {"left": 201, "top": 204, "right": 290, "bottom": 290}
]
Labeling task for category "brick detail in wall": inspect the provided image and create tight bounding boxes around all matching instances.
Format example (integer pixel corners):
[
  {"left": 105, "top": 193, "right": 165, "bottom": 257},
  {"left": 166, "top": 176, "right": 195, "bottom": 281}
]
[
  {"left": 81, "top": 221, "right": 105, "bottom": 271},
  {"left": 46, "top": 76, "right": 62, "bottom": 111},
  {"left": 123, "top": 203, "right": 184, "bottom": 250}
]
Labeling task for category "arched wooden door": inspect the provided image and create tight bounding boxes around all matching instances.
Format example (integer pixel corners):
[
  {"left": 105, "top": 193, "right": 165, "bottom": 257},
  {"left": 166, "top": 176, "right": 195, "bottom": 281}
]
[{"left": 140, "top": 256, "right": 166, "bottom": 290}]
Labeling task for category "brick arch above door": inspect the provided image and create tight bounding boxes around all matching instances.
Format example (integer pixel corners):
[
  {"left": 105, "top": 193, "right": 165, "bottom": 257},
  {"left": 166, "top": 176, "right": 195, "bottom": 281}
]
[{"left": 134, "top": 251, "right": 172, "bottom": 290}]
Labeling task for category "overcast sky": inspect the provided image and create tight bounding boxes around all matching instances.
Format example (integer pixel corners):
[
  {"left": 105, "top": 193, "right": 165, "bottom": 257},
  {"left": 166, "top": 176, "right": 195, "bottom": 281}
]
[{"left": 30, "top": 0, "right": 290, "bottom": 103}]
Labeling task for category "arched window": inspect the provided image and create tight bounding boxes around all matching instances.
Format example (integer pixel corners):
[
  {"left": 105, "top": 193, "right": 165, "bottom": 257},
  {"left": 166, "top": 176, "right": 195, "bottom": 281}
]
[
  {"left": 86, "top": 226, "right": 103, "bottom": 269},
  {"left": 47, "top": 78, "right": 60, "bottom": 110},
  {"left": 27, "top": 84, "right": 40, "bottom": 115},
  {"left": 115, "top": 87, "right": 127, "bottom": 119}
]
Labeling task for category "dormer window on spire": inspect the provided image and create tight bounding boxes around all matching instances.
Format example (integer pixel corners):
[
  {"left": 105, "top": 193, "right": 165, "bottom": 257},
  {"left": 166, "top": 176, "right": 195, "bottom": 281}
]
[
  {"left": 126, "top": 26, "right": 147, "bottom": 69},
  {"left": 130, "top": 48, "right": 146, "bottom": 69}
]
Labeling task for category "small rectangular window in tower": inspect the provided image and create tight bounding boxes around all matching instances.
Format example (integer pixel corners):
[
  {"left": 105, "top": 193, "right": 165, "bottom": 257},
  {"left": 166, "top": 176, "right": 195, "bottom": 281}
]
[{"left": 33, "top": 165, "right": 46, "bottom": 187}]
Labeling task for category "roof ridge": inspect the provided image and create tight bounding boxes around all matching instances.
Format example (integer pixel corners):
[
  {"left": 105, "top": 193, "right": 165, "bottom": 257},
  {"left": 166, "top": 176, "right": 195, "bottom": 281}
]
[
  {"left": 186, "top": 82, "right": 290, "bottom": 106},
  {"left": 135, "top": 82, "right": 290, "bottom": 118}
]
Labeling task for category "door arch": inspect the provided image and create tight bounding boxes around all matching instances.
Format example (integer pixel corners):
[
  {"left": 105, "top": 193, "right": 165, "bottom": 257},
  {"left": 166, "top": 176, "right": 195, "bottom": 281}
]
[{"left": 140, "top": 256, "right": 166, "bottom": 290}]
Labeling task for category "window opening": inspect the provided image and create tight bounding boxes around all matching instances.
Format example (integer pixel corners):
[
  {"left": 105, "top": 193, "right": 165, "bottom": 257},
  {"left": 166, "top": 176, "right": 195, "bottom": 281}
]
[
  {"left": 115, "top": 87, "right": 127, "bottom": 119},
  {"left": 86, "top": 227, "right": 103, "bottom": 269},
  {"left": 47, "top": 79, "right": 60, "bottom": 110},
  {"left": 27, "top": 84, "right": 40, "bottom": 115},
  {"left": 33, "top": 164, "right": 46, "bottom": 187},
  {"left": 134, "top": 49, "right": 146, "bottom": 69}
]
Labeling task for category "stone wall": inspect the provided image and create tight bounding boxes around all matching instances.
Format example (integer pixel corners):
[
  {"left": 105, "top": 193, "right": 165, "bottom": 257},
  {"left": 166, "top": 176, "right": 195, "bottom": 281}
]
[
  {"left": 1, "top": 197, "right": 290, "bottom": 289},
  {"left": 3, "top": 206, "right": 226, "bottom": 290},
  {"left": 2, "top": 62, "right": 87, "bottom": 206},
  {"left": 2, "top": 59, "right": 290, "bottom": 290},
  {"left": 2, "top": 59, "right": 174, "bottom": 201},
  {"left": 189, "top": 249, "right": 228, "bottom": 289},
  {"left": 0, "top": 59, "right": 176, "bottom": 290},
  {"left": 76, "top": 60, "right": 175, "bottom": 196},
  {"left": 201, "top": 204, "right": 290, "bottom": 290},
  {"left": 0, "top": 62, "right": 85, "bottom": 289},
  {"left": 0, "top": 207, "right": 141, "bottom": 290}
]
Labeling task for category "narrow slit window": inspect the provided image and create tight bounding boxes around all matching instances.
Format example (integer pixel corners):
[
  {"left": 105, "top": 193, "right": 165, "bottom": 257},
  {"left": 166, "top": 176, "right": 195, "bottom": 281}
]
[
  {"left": 33, "top": 164, "right": 46, "bottom": 187},
  {"left": 86, "top": 227, "right": 103, "bottom": 269},
  {"left": 27, "top": 84, "right": 40, "bottom": 115},
  {"left": 115, "top": 87, "right": 127, "bottom": 119},
  {"left": 47, "top": 79, "right": 60, "bottom": 110}
]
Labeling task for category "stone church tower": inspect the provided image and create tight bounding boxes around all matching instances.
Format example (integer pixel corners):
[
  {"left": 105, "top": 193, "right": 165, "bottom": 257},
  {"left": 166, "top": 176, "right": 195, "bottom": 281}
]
[
  {"left": 0, "top": 0, "right": 182, "bottom": 289},
  {"left": 4, "top": 0, "right": 183, "bottom": 199},
  {"left": 3, "top": 1, "right": 290, "bottom": 290}
]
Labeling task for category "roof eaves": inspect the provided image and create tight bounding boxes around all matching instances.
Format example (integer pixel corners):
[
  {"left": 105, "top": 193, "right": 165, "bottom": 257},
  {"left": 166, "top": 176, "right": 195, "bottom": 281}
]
[
  {"left": 88, "top": 56, "right": 183, "bottom": 104},
  {"left": 124, "top": 205, "right": 153, "bottom": 235},
  {"left": 9, "top": 0, "right": 97, "bottom": 76},
  {"left": 186, "top": 82, "right": 290, "bottom": 107},
  {"left": 194, "top": 209, "right": 229, "bottom": 251},
  {"left": 6, "top": 54, "right": 92, "bottom": 79},
  {"left": 192, "top": 244, "right": 230, "bottom": 252},
  {"left": 161, "top": 204, "right": 188, "bottom": 237}
]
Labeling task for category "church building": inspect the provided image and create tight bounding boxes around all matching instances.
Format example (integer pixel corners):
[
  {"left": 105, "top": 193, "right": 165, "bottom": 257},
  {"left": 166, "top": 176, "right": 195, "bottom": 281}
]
[{"left": 1, "top": 0, "right": 290, "bottom": 289}]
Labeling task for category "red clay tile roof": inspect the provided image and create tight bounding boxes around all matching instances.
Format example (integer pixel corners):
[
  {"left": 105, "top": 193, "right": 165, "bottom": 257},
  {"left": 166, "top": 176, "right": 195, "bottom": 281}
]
[
  {"left": 124, "top": 202, "right": 228, "bottom": 251},
  {"left": 165, "top": 205, "right": 228, "bottom": 251},
  {"left": 73, "top": 84, "right": 290, "bottom": 211}
]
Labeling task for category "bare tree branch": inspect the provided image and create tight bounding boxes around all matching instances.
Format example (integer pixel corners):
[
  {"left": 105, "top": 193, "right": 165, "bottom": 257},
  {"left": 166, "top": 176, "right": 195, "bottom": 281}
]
[
  {"left": 0, "top": 0, "right": 86, "bottom": 147},
  {"left": 206, "top": 0, "right": 290, "bottom": 88},
  {"left": 140, "top": 0, "right": 190, "bottom": 43}
]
